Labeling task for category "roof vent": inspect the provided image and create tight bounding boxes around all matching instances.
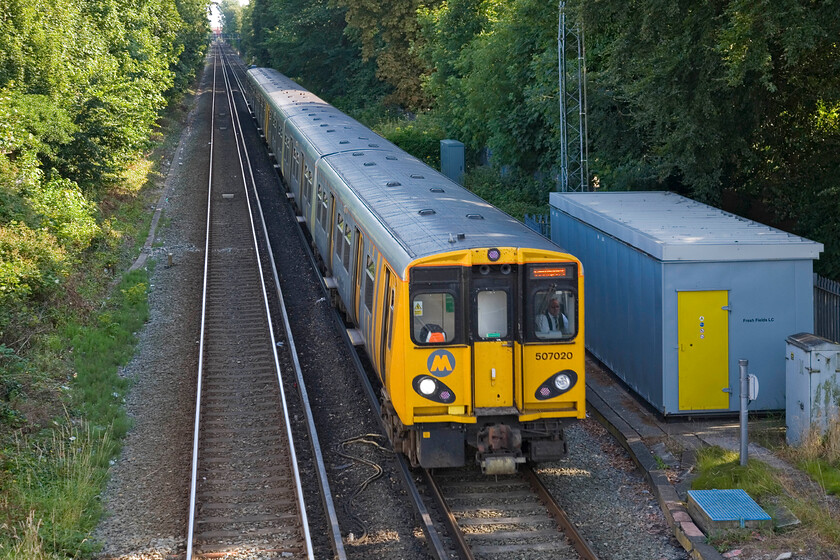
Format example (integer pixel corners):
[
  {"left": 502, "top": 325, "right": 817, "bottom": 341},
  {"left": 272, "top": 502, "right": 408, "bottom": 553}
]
[
  {"left": 327, "top": 129, "right": 335, "bottom": 133},
  {"left": 320, "top": 123, "right": 328, "bottom": 127},
  {"left": 364, "top": 162, "right": 376, "bottom": 167},
  {"left": 352, "top": 152, "right": 364, "bottom": 156},
  {"left": 385, "top": 156, "right": 398, "bottom": 161},
  {"left": 386, "top": 181, "right": 401, "bottom": 187},
  {"left": 430, "top": 188, "right": 445, "bottom": 193},
  {"left": 411, "top": 174, "right": 425, "bottom": 179},
  {"left": 339, "top": 140, "right": 350, "bottom": 144},
  {"left": 466, "top": 214, "right": 485, "bottom": 220},
  {"left": 418, "top": 209, "right": 436, "bottom": 216},
  {"left": 358, "top": 136, "right": 369, "bottom": 140},
  {"left": 368, "top": 143, "right": 379, "bottom": 148}
]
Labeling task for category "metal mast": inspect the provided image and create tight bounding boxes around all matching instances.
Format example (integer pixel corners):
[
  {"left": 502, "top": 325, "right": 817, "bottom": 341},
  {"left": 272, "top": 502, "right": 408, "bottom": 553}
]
[{"left": 558, "top": 1, "right": 589, "bottom": 192}]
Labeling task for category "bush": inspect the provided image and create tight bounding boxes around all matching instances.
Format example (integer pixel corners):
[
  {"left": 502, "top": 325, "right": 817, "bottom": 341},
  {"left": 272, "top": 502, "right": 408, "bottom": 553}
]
[
  {"left": 464, "top": 166, "right": 553, "bottom": 220},
  {"left": 25, "top": 177, "right": 100, "bottom": 254},
  {"left": 0, "top": 222, "right": 67, "bottom": 307},
  {"left": 375, "top": 113, "right": 446, "bottom": 169}
]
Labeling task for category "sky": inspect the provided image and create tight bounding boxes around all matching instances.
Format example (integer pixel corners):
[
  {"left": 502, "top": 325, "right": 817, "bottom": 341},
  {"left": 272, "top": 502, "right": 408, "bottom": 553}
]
[{"left": 209, "top": 1, "right": 249, "bottom": 31}]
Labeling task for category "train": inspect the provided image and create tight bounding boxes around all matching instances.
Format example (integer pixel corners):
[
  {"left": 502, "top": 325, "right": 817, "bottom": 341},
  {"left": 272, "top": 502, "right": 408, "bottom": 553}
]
[{"left": 245, "top": 66, "right": 586, "bottom": 474}]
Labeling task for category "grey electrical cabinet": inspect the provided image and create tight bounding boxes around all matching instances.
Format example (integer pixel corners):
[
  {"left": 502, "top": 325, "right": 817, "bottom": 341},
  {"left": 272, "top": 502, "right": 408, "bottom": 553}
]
[
  {"left": 786, "top": 333, "right": 840, "bottom": 445},
  {"left": 550, "top": 191, "right": 823, "bottom": 415},
  {"left": 440, "top": 139, "right": 464, "bottom": 184}
]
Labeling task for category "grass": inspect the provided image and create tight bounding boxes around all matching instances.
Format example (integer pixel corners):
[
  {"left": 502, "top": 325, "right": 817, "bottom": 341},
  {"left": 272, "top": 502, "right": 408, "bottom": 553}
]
[
  {"left": 692, "top": 446, "right": 783, "bottom": 500},
  {"left": 692, "top": 434, "right": 840, "bottom": 556},
  {"left": 0, "top": 270, "right": 149, "bottom": 557},
  {"left": 0, "top": 88, "right": 191, "bottom": 558}
]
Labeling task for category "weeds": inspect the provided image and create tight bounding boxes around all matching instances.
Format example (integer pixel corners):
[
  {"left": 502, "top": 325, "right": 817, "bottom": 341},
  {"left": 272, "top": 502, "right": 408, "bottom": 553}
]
[
  {"left": 692, "top": 446, "right": 783, "bottom": 500},
  {"left": 693, "top": 444, "right": 840, "bottom": 555},
  {"left": 1, "top": 420, "right": 113, "bottom": 557}
]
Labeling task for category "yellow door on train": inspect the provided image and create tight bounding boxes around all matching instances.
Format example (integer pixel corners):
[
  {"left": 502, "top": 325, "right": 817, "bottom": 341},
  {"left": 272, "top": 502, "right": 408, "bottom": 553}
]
[
  {"left": 678, "top": 290, "right": 729, "bottom": 410},
  {"left": 472, "top": 288, "right": 514, "bottom": 409}
]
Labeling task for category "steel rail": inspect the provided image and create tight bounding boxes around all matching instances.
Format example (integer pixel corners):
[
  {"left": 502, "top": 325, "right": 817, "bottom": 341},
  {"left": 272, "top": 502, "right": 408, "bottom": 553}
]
[
  {"left": 185, "top": 43, "right": 315, "bottom": 559},
  {"left": 421, "top": 469, "right": 474, "bottom": 560},
  {"left": 185, "top": 44, "right": 217, "bottom": 560},
  {"left": 522, "top": 465, "right": 600, "bottom": 560},
  {"left": 272, "top": 145, "right": 451, "bottom": 560},
  {"left": 219, "top": 45, "right": 348, "bottom": 560},
  {"left": 218, "top": 46, "right": 314, "bottom": 560}
]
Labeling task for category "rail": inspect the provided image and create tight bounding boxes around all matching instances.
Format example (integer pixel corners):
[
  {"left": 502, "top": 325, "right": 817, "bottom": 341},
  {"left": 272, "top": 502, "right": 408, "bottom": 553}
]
[{"left": 185, "top": 43, "right": 316, "bottom": 559}]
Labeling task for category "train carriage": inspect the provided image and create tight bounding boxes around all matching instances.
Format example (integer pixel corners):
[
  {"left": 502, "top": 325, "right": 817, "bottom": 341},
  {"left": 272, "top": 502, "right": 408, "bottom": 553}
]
[{"left": 246, "top": 67, "right": 586, "bottom": 474}]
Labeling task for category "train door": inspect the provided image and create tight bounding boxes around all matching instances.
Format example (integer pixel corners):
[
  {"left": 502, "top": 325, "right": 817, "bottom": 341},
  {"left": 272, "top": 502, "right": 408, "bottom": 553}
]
[
  {"left": 678, "top": 290, "right": 730, "bottom": 410},
  {"left": 352, "top": 227, "right": 363, "bottom": 322},
  {"left": 471, "top": 267, "right": 516, "bottom": 411},
  {"left": 379, "top": 267, "right": 396, "bottom": 385},
  {"left": 327, "top": 194, "right": 336, "bottom": 263}
]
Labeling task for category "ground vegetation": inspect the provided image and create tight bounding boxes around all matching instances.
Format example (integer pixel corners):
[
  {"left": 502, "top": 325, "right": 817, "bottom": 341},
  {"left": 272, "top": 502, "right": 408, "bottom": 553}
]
[{"left": 0, "top": 0, "right": 208, "bottom": 555}]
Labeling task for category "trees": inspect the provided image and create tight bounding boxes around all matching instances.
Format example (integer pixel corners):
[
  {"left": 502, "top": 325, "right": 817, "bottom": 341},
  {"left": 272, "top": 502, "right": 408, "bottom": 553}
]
[
  {"left": 242, "top": 0, "right": 386, "bottom": 110},
  {"left": 582, "top": 0, "right": 840, "bottom": 275},
  {"left": 0, "top": 0, "right": 209, "bottom": 342}
]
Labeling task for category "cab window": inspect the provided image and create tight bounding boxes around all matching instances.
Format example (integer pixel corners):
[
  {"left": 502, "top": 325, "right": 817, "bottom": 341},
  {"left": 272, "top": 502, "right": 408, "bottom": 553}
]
[
  {"left": 533, "top": 289, "right": 576, "bottom": 340},
  {"left": 476, "top": 290, "right": 508, "bottom": 339},
  {"left": 412, "top": 292, "right": 456, "bottom": 344}
]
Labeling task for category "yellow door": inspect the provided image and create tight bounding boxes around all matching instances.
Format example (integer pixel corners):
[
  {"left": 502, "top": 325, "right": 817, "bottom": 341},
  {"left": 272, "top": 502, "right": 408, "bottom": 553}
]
[
  {"left": 472, "top": 288, "right": 514, "bottom": 409},
  {"left": 473, "top": 341, "right": 514, "bottom": 408},
  {"left": 678, "top": 290, "right": 729, "bottom": 410}
]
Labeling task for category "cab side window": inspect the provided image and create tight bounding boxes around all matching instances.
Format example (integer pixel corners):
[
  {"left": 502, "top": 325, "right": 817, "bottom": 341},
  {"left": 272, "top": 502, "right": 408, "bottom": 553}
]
[
  {"left": 533, "top": 289, "right": 576, "bottom": 340},
  {"left": 412, "top": 292, "right": 456, "bottom": 344}
]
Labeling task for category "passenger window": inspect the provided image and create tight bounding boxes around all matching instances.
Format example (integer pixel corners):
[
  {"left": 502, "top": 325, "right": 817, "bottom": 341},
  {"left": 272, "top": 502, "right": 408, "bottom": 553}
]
[
  {"left": 477, "top": 290, "right": 508, "bottom": 339},
  {"left": 412, "top": 292, "right": 456, "bottom": 344},
  {"left": 533, "top": 289, "right": 576, "bottom": 340},
  {"left": 364, "top": 254, "right": 375, "bottom": 310},
  {"left": 335, "top": 212, "right": 344, "bottom": 262},
  {"left": 342, "top": 222, "right": 352, "bottom": 265}
]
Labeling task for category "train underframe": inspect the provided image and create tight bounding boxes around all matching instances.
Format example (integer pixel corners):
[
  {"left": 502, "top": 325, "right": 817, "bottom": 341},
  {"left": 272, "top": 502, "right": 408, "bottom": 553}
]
[{"left": 381, "top": 394, "right": 571, "bottom": 475}]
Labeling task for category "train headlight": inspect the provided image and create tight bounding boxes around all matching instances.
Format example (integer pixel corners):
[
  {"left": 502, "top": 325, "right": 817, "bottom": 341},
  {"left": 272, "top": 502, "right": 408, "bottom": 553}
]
[
  {"left": 419, "top": 377, "right": 437, "bottom": 396},
  {"left": 554, "top": 373, "right": 571, "bottom": 391},
  {"left": 535, "top": 369, "right": 578, "bottom": 401}
]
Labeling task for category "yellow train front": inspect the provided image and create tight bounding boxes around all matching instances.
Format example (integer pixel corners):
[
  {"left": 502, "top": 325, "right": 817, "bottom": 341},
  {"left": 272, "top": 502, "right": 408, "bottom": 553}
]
[
  {"left": 382, "top": 248, "right": 585, "bottom": 474},
  {"left": 245, "top": 66, "right": 585, "bottom": 475}
]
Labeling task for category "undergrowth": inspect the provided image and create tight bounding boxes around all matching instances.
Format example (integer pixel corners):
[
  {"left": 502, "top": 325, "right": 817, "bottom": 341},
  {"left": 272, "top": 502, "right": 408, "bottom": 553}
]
[{"left": 0, "top": 90, "right": 188, "bottom": 557}]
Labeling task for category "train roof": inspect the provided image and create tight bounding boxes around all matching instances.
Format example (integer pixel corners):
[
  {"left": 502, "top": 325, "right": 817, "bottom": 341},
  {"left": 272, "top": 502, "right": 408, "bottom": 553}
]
[{"left": 248, "top": 68, "right": 565, "bottom": 273}]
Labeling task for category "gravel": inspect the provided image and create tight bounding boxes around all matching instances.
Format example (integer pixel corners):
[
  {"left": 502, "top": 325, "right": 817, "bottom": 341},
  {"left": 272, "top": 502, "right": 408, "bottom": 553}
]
[{"left": 95, "top": 51, "right": 691, "bottom": 560}]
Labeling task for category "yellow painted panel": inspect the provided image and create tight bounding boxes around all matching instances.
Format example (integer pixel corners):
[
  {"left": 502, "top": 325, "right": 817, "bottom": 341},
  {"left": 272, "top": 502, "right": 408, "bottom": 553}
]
[
  {"left": 678, "top": 290, "right": 729, "bottom": 410},
  {"left": 473, "top": 341, "right": 513, "bottom": 407}
]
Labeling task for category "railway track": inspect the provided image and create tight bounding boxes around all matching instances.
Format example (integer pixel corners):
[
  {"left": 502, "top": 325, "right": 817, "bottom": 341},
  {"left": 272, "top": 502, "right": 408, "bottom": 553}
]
[
  {"left": 184, "top": 44, "right": 334, "bottom": 559},
  {"left": 423, "top": 465, "right": 599, "bottom": 560},
  {"left": 204, "top": 42, "right": 601, "bottom": 560}
]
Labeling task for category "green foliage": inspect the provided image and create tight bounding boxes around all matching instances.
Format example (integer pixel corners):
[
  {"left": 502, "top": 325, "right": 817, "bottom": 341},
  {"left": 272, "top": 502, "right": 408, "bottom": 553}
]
[
  {"left": 799, "top": 458, "right": 840, "bottom": 496},
  {"left": 582, "top": 0, "right": 840, "bottom": 275},
  {"left": 375, "top": 114, "right": 445, "bottom": 168},
  {"left": 464, "top": 166, "right": 552, "bottom": 220},
  {"left": 67, "top": 270, "right": 149, "bottom": 439},
  {"left": 332, "top": 0, "right": 435, "bottom": 108},
  {"left": 26, "top": 178, "right": 100, "bottom": 254},
  {"left": 1, "top": 421, "right": 117, "bottom": 557},
  {"left": 243, "top": 0, "right": 388, "bottom": 109},
  {"left": 0, "top": 222, "right": 68, "bottom": 307},
  {"left": 692, "top": 446, "right": 783, "bottom": 500}
]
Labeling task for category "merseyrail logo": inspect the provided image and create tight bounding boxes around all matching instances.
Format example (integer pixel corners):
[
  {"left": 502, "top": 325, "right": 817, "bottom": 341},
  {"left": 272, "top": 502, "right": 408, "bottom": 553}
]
[{"left": 427, "top": 349, "right": 455, "bottom": 377}]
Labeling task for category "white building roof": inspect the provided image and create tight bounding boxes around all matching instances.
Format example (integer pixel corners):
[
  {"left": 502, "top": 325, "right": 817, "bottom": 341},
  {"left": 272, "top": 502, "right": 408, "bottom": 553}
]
[{"left": 550, "top": 191, "right": 823, "bottom": 262}]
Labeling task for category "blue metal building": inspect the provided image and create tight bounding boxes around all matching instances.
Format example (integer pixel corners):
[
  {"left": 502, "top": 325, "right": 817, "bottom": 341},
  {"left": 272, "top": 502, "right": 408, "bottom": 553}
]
[{"left": 550, "top": 191, "right": 823, "bottom": 415}]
